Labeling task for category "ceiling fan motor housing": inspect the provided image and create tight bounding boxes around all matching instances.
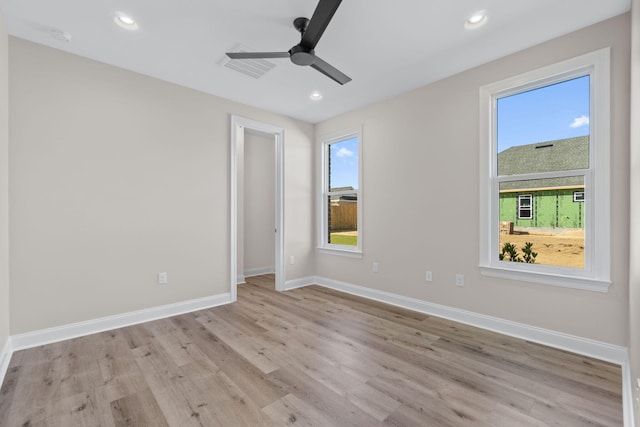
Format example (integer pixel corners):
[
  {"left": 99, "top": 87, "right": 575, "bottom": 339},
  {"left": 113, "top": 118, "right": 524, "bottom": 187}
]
[{"left": 289, "top": 45, "right": 315, "bottom": 66}]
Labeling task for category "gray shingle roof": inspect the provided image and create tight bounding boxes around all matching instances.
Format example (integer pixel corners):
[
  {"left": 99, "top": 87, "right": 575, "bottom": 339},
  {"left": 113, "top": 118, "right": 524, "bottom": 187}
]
[{"left": 498, "top": 136, "right": 588, "bottom": 191}]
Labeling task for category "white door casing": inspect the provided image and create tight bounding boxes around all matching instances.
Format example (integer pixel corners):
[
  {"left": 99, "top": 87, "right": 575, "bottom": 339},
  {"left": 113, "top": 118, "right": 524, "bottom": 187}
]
[{"left": 230, "top": 115, "right": 284, "bottom": 301}]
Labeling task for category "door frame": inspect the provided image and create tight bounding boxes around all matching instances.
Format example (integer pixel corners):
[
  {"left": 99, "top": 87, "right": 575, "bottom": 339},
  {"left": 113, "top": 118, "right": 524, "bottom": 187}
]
[{"left": 230, "top": 115, "right": 284, "bottom": 301}]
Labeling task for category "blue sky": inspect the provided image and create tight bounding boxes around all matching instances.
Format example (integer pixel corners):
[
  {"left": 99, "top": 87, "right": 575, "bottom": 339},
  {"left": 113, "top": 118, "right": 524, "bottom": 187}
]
[
  {"left": 329, "top": 136, "right": 358, "bottom": 189},
  {"left": 497, "top": 75, "right": 590, "bottom": 153}
]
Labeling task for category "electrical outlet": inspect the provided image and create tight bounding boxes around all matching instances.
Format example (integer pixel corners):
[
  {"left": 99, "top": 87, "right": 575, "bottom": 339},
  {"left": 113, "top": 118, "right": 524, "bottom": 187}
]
[
  {"left": 455, "top": 274, "right": 464, "bottom": 287},
  {"left": 425, "top": 271, "right": 433, "bottom": 282},
  {"left": 372, "top": 262, "right": 379, "bottom": 273},
  {"left": 289, "top": 255, "right": 295, "bottom": 265},
  {"left": 158, "top": 272, "right": 167, "bottom": 285}
]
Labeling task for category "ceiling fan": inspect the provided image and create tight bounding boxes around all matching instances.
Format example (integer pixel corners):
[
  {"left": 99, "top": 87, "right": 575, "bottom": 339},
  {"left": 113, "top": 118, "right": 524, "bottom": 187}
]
[{"left": 225, "top": 0, "right": 351, "bottom": 85}]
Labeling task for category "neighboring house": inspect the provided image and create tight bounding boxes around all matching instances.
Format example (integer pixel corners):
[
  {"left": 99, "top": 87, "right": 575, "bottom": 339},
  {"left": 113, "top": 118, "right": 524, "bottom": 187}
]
[
  {"left": 329, "top": 186, "right": 357, "bottom": 206},
  {"left": 498, "top": 136, "right": 587, "bottom": 229}
]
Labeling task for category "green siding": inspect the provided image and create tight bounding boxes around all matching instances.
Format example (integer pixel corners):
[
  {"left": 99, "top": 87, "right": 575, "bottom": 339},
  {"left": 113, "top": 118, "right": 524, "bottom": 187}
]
[
  {"left": 557, "top": 189, "right": 583, "bottom": 228},
  {"left": 535, "top": 191, "right": 556, "bottom": 228},
  {"left": 499, "top": 189, "right": 584, "bottom": 228}
]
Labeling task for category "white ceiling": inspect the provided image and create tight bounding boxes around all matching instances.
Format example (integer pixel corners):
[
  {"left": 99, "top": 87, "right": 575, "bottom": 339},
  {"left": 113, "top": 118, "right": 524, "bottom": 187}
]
[{"left": 0, "top": 0, "right": 631, "bottom": 124}]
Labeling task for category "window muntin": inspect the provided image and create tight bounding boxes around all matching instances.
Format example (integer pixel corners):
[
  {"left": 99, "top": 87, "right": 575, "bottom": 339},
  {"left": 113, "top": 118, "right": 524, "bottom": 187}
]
[
  {"left": 479, "top": 48, "right": 611, "bottom": 291},
  {"left": 320, "top": 132, "right": 362, "bottom": 254}
]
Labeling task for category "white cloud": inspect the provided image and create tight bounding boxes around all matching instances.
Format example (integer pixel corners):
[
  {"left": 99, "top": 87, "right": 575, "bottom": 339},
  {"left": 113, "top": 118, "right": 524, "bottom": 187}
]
[
  {"left": 570, "top": 115, "right": 589, "bottom": 129},
  {"left": 336, "top": 147, "right": 354, "bottom": 158}
]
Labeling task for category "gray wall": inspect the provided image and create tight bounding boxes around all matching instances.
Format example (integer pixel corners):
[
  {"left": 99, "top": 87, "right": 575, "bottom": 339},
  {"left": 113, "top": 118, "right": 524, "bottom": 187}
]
[
  {"left": 315, "top": 14, "right": 630, "bottom": 346},
  {"left": 629, "top": 0, "right": 640, "bottom": 423},
  {"left": 8, "top": 38, "right": 314, "bottom": 334},
  {"left": 0, "top": 12, "right": 10, "bottom": 352},
  {"left": 244, "top": 131, "right": 275, "bottom": 273}
]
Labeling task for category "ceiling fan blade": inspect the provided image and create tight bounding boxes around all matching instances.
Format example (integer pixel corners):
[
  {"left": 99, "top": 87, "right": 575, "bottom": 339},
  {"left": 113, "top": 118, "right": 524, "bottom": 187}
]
[
  {"left": 311, "top": 56, "right": 351, "bottom": 85},
  {"left": 226, "top": 52, "right": 289, "bottom": 59},
  {"left": 301, "top": 0, "right": 342, "bottom": 49}
]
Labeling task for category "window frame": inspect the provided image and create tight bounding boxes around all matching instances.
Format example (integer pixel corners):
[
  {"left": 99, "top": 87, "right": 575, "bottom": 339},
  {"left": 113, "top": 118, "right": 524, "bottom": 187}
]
[
  {"left": 517, "top": 194, "right": 533, "bottom": 220},
  {"left": 318, "top": 129, "right": 363, "bottom": 256},
  {"left": 479, "top": 48, "right": 611, "bottom": 292}
]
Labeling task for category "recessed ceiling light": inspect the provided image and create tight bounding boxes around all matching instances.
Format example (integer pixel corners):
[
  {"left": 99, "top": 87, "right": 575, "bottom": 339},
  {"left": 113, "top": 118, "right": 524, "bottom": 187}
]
[
  {"left": 465, "top": 12, "right": 487, "bottom": 29},
  {"left": 114, "top": 12, "right": 138, "bottom": 31},
  {"left": 310, "top": 91, "right": 323, "bottom": 101}
]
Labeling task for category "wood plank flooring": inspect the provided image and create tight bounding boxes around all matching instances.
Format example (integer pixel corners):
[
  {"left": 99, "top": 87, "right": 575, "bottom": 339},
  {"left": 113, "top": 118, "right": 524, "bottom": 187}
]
[{"left": 0, "top": 275, "right": 623, "bottom": 426}]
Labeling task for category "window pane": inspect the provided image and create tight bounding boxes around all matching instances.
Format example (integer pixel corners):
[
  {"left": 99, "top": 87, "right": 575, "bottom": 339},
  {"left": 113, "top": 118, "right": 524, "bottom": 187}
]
[
  {"left": 518, "top": 209, "right": 532, "bottom": 220},
  {"left": 499, "top": 177, "right": 584, "bottom": 268},
  {"left": 497, "top": 76, "right": 590, "bottom": 176},
  {"left": 573, "top": 191, "right": 585, "bottom": 202},
  {"left": 518, "top": 195, "right": 531, "bottom": 207},
  {"left": 329, "top": 137, "right": 358, "bottom": 192},
  {"left": 328, "top": 194, "right": 358, "bottom": 246}
]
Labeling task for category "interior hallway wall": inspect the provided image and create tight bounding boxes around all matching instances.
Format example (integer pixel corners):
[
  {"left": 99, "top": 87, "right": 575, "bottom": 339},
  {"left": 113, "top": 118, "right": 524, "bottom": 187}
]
[{"left": 243, "top": 131, "right": 275, "bottom": 274}]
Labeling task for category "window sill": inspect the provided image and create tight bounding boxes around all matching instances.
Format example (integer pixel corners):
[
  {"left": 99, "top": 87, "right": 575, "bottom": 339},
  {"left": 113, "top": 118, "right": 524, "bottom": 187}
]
[
  {"left": 318, "top": 247, "right": 363, "bottom": 258},
  {"left": 479, "top": 265, "right": 610, "bottom": 293}
]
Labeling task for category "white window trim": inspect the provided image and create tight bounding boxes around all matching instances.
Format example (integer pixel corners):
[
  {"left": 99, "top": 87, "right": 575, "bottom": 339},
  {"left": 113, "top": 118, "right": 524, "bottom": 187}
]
[
  {"left": 479, "top": 48, "right": 611, "bottom": 292},
  {"left": 318, "top": 128, "right": 363, "bottom": 256}
]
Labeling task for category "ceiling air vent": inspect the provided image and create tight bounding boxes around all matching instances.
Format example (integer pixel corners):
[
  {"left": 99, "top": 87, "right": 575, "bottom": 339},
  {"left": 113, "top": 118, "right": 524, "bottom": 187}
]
[{"left": 222, "top": 45, "right": 276, "bottom": 79}]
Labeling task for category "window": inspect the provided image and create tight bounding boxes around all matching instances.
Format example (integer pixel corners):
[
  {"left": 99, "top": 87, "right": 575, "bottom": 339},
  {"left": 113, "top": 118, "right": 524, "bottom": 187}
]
[
  {"left": 319, "top": 130, "right": 362, "bottom": 255},
  {"left": 517, "top": 195, "right": 533, "bottom": 219},
  {"left": 479, "top": 48, "right": 610, "bottom": 291}
]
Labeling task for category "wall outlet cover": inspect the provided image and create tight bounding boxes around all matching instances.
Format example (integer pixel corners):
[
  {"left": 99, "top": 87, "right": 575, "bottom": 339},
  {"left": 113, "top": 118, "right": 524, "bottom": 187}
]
[{"left": 158, "top": 272, "right": 168, "bottom": 285}]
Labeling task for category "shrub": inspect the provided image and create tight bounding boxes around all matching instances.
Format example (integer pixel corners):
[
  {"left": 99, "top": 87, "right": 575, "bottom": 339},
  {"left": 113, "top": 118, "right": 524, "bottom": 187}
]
[
  {"left": 521, "top": 242, "right": 538, "bottom": 264},
  {"left": 500, "top": 242, "right": 537, "bottom": 264}
]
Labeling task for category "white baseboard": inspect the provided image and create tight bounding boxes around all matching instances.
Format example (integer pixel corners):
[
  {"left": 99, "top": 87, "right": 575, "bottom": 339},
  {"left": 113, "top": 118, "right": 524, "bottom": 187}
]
[
  {"left": 244, "top": 266, "right": 275, "bottom": 278},
  {"left": 237, "top": 275, "right": 246, "bottom": 285},
  {"left": 11, "top": 292, "right": 232, "bottom": 352},
  {"left": 0, "top": 336, "right": 12, "bottom": 388},
  {"left": 306, "top": 276, "right": 627, "bottom": 365},
  {"left": 622, "top": 353, "right": 636, "bottom": 427},
  {"left": 284, "top": 276, "right": 315, "bottom": 290}
]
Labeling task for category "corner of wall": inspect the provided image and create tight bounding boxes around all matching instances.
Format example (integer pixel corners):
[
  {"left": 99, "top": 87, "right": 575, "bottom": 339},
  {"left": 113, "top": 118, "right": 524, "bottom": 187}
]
[
  {"left": 0, "top": 3, "right": 12, "bottom": 381},
  {"left": 629, "top": 0, "right": 640, "bottom": 425}
]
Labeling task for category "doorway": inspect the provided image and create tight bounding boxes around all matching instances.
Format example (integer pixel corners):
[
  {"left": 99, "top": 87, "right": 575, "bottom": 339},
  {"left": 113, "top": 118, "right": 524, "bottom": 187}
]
[{"left": 230, "top": 115, "right": 284, "bottom": 302}]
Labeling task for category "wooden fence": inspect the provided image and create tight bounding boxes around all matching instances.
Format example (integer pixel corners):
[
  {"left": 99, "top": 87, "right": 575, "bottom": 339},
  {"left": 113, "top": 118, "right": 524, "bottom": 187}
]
[{"left": 329, "top": 205, "right": 357, "bottom": 231}]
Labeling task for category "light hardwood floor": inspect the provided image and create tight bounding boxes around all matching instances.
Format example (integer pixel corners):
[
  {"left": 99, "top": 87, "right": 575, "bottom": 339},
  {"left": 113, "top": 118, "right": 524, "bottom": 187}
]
[{"left": 0, "top": 275, "right": 623, "bottom": 426}]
